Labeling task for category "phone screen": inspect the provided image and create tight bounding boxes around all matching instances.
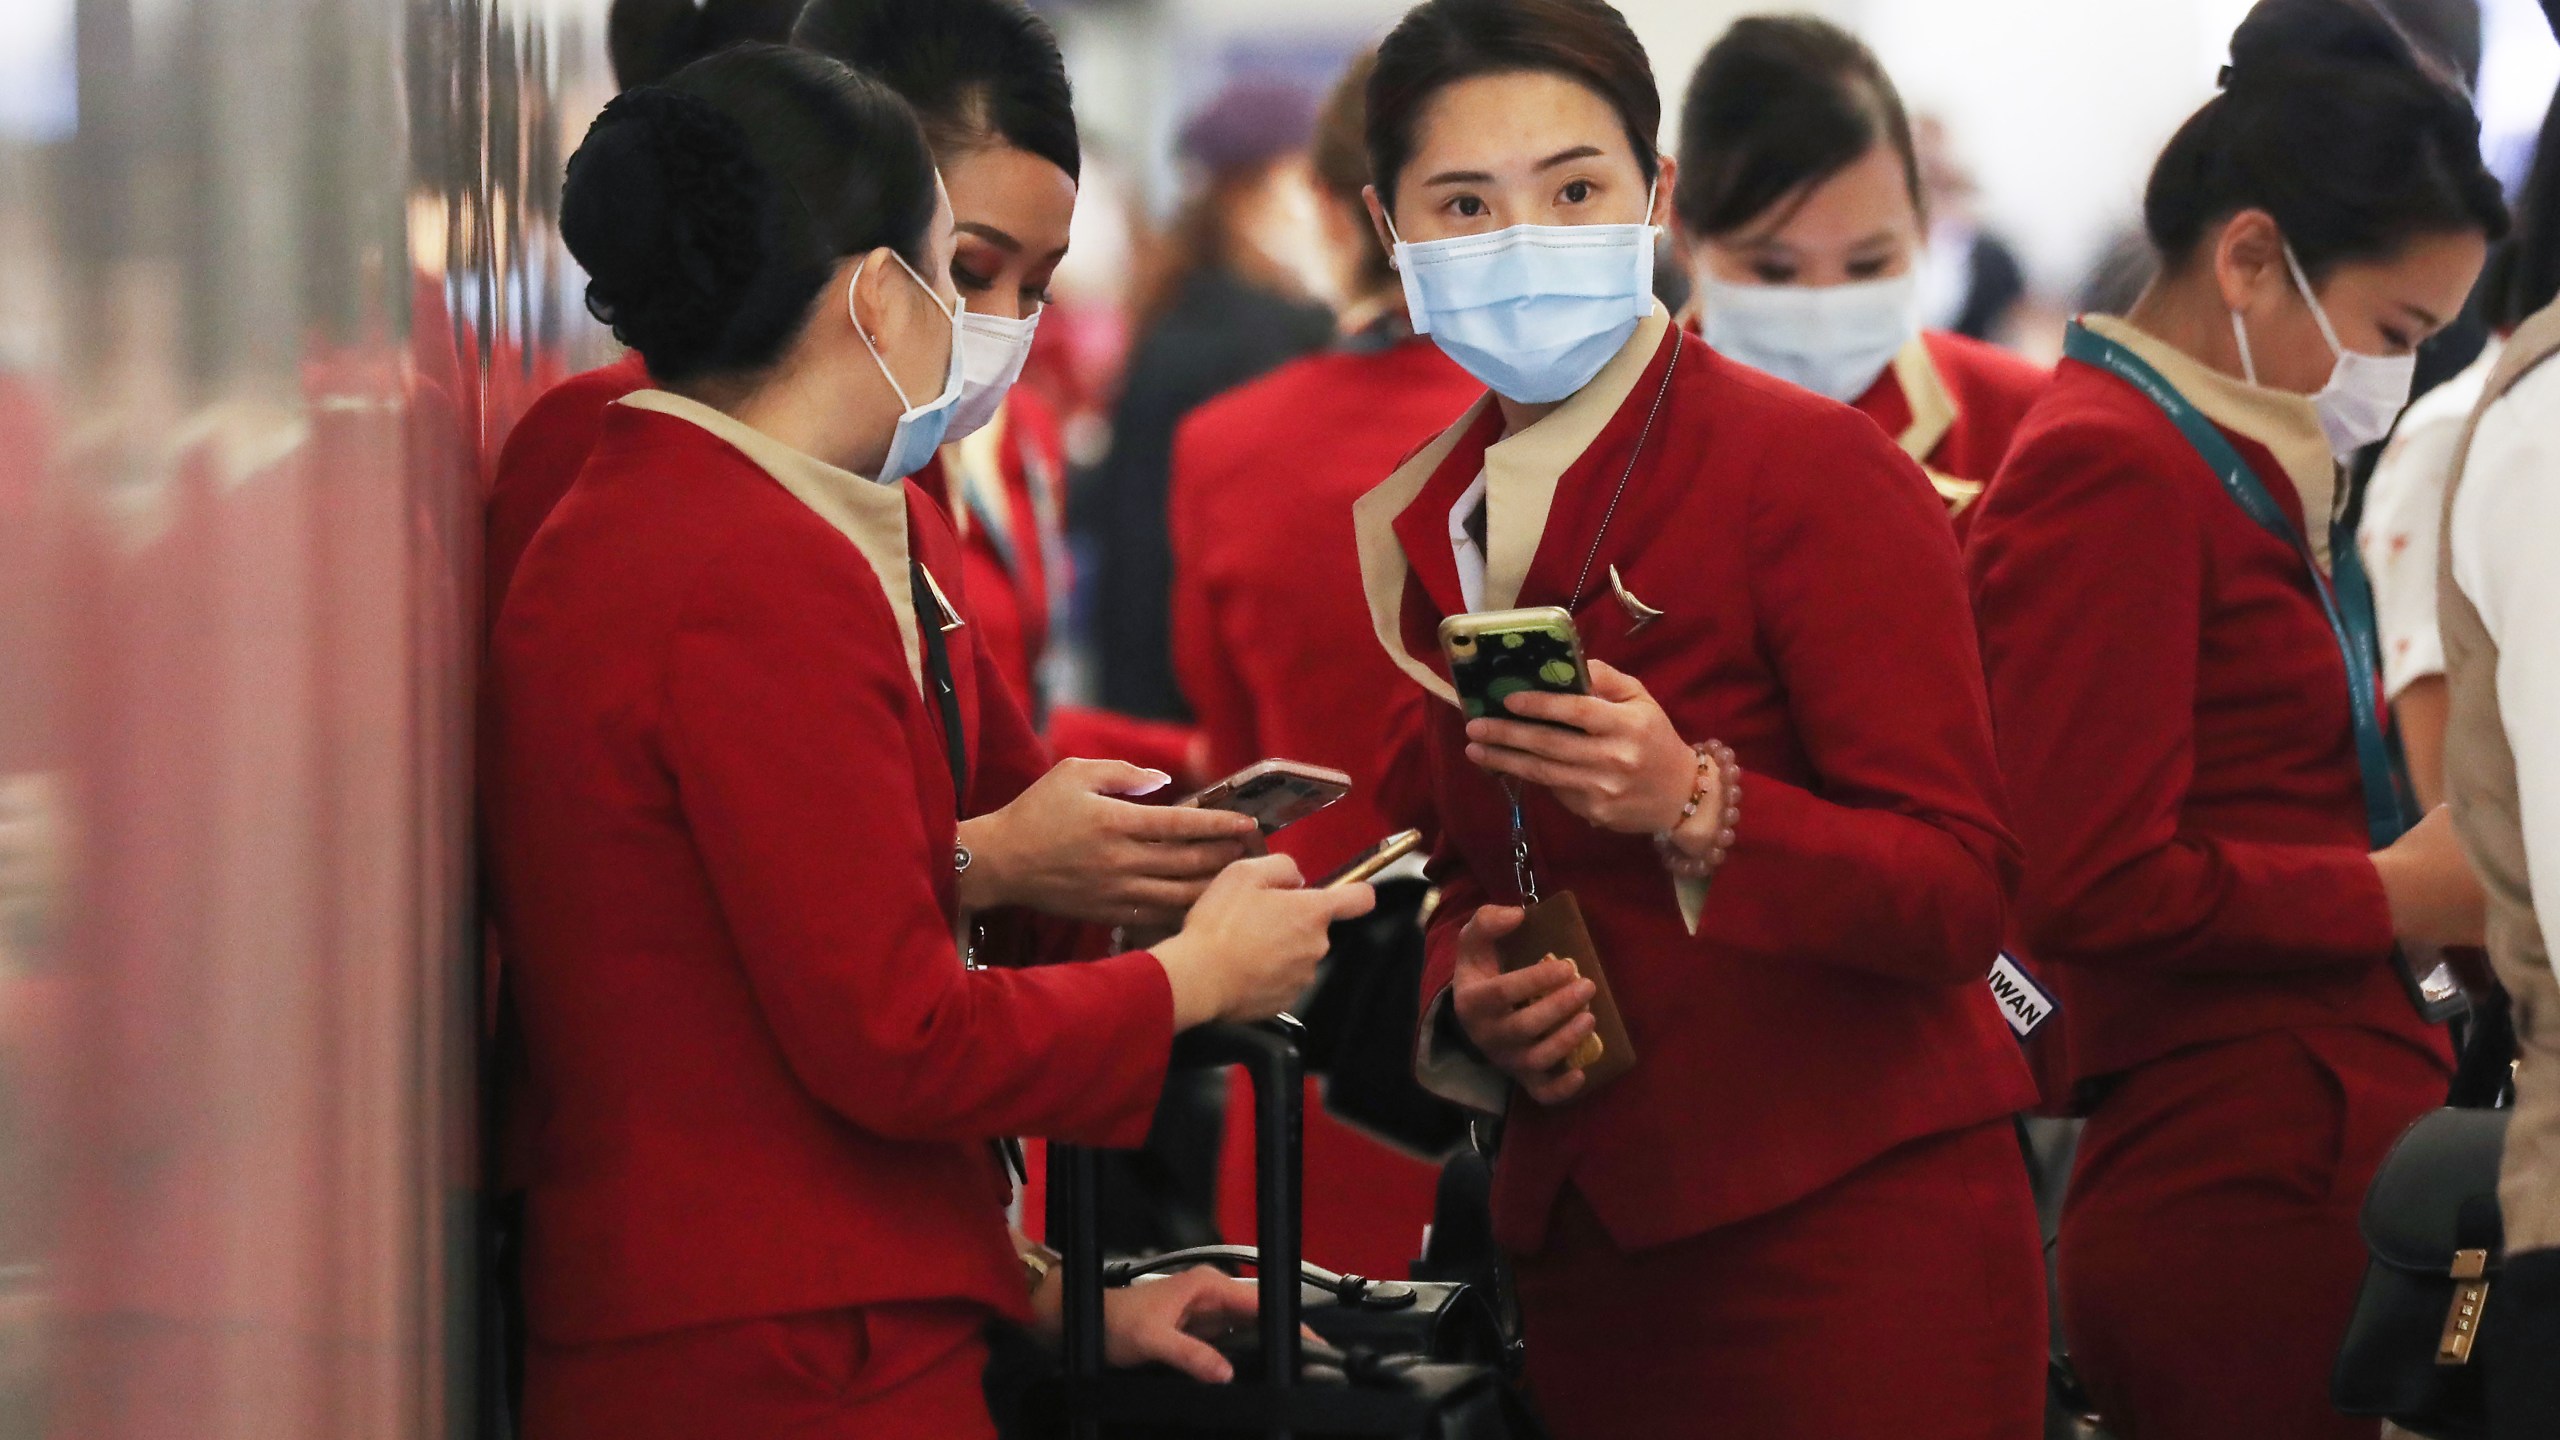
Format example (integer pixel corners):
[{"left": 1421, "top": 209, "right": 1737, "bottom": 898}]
[
  {"left": 1214, "top": 771, "right": 1343, "bottom": 832},
  {"left": 1445, "top": 623, "right": 1587, "bottom": 722}
]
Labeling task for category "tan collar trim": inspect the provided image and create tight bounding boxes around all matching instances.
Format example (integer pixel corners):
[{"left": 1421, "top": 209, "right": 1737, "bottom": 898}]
[
  {"left": 1353, "top": 304, "right": 1675, "bottom": 708},
  {"left": 619, "top": 389, "right": 924, "bottom": 692},
  {"left": 2079, "top": 313, "right": 2341, "bottom": 569},
  {"left": 1891, "top": 335, "right": 1957, "bottom": 466},
  {"left": 1353, "top": 399, "right": 1488, "bottom": 707},
  {"left": 943, "top": 409, "right": 1017, "bottom": 561},
  {"left": 1480, "top": 305, "right": 1674, "bottom": 613}
]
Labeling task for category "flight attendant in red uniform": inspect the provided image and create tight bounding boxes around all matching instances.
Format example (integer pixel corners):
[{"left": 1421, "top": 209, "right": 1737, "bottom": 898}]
[
  {"left": 487, "top": 50, "right": 1376, "bottom": 1439},
  {"left": 1354, "top": 4, "right": 2043, "bottom": 1435},
  {"left": 1965, "top": 4, "right": 2503, "bottom": 1435},
  {"left": 795, "top": 0, "right": 1139, "bottom": 744},
  {"left": 1669, "top": 16, "right": 2043, "bottom": 537},
  {"left": 1171, "top": 47, "right": 1482, "bottom": 1279}
]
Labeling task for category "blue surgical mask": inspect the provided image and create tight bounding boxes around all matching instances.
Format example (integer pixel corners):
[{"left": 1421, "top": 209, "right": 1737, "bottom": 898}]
[
  {"left": 1697, "top": 269, "right": 1920, "bottom": 404},
  {"left": 856, "top": 251, "right": 967, "bottom": 483},
  {"left": 1388, "top": 183, "right": 1660, "bottom": 404}
]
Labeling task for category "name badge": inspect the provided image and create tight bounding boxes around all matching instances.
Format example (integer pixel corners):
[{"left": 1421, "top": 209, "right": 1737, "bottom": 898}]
[{"left": 1987, "top": 953, "right": 2057, "bottom": 1040}]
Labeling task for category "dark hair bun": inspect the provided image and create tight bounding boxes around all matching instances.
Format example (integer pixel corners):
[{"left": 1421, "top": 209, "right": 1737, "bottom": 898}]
[
  {"left": 562, "top": 87, "right": 775, "bottom": 372},
  {"left": 559, "top": 44, "right": 939, "bottom": 387},
  {"left": 2224, "top": 0, "right": 2443, "bottom": 91},
  {"left": 2143, "top": 0, "right": 2507, "bottom": 274},
  {"left": 608, "top": 0, "right": 798, "bottom": 92}
]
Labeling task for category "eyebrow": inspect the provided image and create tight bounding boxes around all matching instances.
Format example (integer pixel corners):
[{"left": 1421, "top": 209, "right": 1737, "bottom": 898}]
[
  {"left": 1420, "top": 144, "right": 1611, "bottom": 188},
  {"left": 2397, "top": 300, "right": 2446, "bottom": 331},
  {"left": 955, "top": 222, "right": 1021, "bottom": 252}
]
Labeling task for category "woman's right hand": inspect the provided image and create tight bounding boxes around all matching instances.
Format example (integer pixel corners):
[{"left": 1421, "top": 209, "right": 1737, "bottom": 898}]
[
  {"left": 1150, "top": 855, "right": 1376, "bottom": 1030},
  {"left": 2372, "top": 806, "right": 2487, "bottom": 949},
  {"left": 958, "top": 759, "right": 1259, "bottom": 929},
  {"left": 1447, "top": 906, "right": 1598, "bottom": 1106}
]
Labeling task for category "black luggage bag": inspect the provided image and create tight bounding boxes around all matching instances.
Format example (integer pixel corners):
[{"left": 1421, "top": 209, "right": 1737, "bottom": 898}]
[{"left": 1028, "top": 1017, "right": 1544, "bottom": 1439}]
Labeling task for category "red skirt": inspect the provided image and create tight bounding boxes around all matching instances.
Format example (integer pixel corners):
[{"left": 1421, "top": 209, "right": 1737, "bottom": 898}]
[
  {"left": 1511, "top": 1120, "right": 2045, "bottom": 1440},
  {"left": 2059, "top": 1025, "right": 2449, "bottom": 1440},
  {"left": 524, "top": 1301, "right": 995, "bottom": 1440}
]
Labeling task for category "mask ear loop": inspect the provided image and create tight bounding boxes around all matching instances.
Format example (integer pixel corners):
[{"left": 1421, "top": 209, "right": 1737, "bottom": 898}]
[
  {"left": 2281, "top": 241, "right": 2348, "bottom": 360},
  {"left": 850, "top": 248, "right": 959, "bottom": 415},
  {"left": 2228, "top": 308, "right": 2260, "bottom": 387}
]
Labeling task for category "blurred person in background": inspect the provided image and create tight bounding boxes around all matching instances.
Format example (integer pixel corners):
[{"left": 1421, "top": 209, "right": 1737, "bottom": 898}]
[
  {"left": 1359, "top": 1, "right": 2044, "bottom": 1433},
  {"left": 1965, "top": 2, "right": 2506, "bottom": 1435},
  {"left": 1911, "top": 114, "right": 2030, "bottom": 346},
  {"left": 1082, "top": 79, "right": 1335, "bottom": 726},
  {"left": 2359, "top": 80, "right": 2559, "bottom": 811},
  {"left": 492, "top": 47, "right": 1374, "bottom": 1436},
  {"left": 1672, "top": 16, "right": 2048, "bottom": 536},
  {"left": 1168, "top": 46, "right": 1481, "bottom": 1280},
  {"left": 484, "top": 0, "right": 799, "bottom": 624}
]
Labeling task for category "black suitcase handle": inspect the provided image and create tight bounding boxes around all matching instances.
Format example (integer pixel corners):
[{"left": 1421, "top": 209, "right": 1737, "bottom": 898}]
[
  {"left": 1103, "top": 1246, "right": 1421, "bottom": 1312},
  {"left": 1054, "top": 1017, "right": 1308, "bottom": 1426}
]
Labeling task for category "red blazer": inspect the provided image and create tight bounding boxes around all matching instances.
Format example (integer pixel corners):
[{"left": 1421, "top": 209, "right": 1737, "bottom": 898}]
[
  {"left": 1367, "top": 312, "right": 2034, "bottom": 1256},
  {"left": 484, "top": 397, "right": 1172, "bottom": 1344},
  {"left": 1171, "top": 331, "right": 1481, "bottom": 874},
  {"left": 1965, "top": 329, "right": 2449, "bottom": 1085},
  {"left": 1850, "top": 330, "right": 2048, "bottom": 540},
  {"left": 484, "top": 352, "right": 651, "bottom": 629}
]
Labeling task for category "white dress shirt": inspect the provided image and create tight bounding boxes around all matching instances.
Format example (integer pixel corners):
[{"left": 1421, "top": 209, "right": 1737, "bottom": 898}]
[{"left": 1449, "top": 470, "right": 1489, "bottom": 614}]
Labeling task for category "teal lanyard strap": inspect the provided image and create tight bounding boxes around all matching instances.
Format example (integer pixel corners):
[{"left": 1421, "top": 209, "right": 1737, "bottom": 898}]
[{"left": 2060, "top": 322, "right": 2412, "bottom": 848}]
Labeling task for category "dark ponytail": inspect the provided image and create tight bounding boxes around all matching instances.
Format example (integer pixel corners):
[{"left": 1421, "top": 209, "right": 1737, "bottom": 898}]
[
  {"left": 606, "top": 0, "right": 798, "bottom": 91},
  {"left": 2143, "top": 0, "right": 2508, "bottom": 279},
  {"left": 1674, "top": 16, "right": 1921, "bottom": 240},
  {"left": 793, "top": 0, "right": 1081, "bottom": 184},
  {"left": 561, "top": 44, "right": 937, "bottom": 386}
]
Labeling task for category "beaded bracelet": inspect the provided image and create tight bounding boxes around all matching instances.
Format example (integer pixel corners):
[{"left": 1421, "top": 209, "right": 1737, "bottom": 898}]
[{"left": 1654, "top": 739, "right": 1742, "bottom": 882}]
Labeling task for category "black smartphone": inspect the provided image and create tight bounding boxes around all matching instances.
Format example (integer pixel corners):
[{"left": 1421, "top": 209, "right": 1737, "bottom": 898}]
[{"left": 1437, "top": 606, "right": 1589, "bottom": 724}]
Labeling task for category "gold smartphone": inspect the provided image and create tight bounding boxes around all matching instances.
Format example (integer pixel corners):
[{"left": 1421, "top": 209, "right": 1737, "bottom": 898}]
[
  {"left": 1321, "top": 829, "right": 1425, "bottom": 888},
  {"left": 1180, "top": 759, "right": 1352, "bottom": 834},
  {"left": 1437, "top": 607, "right": 1589, "bottom": 723}
]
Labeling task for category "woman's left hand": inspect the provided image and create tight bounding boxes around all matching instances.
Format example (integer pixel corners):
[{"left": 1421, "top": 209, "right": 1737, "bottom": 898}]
[
  {"left": 1464, "top": 660, "right": 1699, "bottom": 836},
  {"left": 1098, "top": 1268, "right": 1263, "bottom": 1384}
]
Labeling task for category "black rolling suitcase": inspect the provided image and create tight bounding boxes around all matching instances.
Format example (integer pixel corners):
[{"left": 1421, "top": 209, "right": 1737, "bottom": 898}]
[{"left": 1031, "top": 1018, "right": 1545, "bottom": 1439}]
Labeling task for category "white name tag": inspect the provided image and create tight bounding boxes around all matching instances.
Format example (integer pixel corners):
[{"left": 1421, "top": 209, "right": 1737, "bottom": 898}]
[{"left": 1987, "top": 953, "right": 2057, "bottom": 1039}]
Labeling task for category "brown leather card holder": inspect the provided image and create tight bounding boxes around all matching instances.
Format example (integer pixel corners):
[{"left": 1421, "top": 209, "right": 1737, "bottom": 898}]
[{"left": 1493, "top": 890, "right": 1636, "bottom": 1094}]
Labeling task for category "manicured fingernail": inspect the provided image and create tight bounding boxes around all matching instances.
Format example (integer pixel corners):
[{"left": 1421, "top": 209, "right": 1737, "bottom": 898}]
[{"left": 1118, "top": 770, "right": 1172, "bottom": 796}]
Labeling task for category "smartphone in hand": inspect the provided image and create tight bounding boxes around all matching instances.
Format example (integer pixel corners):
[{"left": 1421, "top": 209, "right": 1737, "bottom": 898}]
[
  {"left": 1320, "top": 829, "right": 1424, "bottom": 888},
  {"left": 1438, "top": 607, "right": 1589, "bottom": 725},
  {"left": 1181, "top": 759, "right": 1351, "bottom": 834}
]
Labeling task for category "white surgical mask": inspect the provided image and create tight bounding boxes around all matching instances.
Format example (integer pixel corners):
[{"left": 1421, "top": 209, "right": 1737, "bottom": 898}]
[
  {"left": 2228, "top": 242, "right": 2417, "bottom": 461},
  {"left": 1697, "top": 269, "right": 1920, "bottom": 403},
  {"left": 856, "top": 250, "right": 968, "bottom": 484},
  {"left": 945, "top": 305, "right": 1040, "bottom": 443},
  {"left": 1388, "top": 181, "right": 1660, "bottom": 404}
]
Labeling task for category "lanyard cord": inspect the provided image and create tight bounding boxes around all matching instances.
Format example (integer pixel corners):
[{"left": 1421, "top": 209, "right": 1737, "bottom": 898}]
[
  {"left": 2060, "top": 322, "right": 2413, "bottom": 848},
  {"left": 1507, "top": 330, "right": 1685, "bottom": 903}
]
